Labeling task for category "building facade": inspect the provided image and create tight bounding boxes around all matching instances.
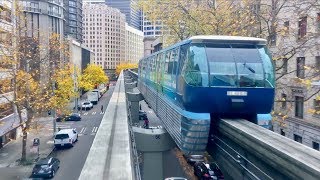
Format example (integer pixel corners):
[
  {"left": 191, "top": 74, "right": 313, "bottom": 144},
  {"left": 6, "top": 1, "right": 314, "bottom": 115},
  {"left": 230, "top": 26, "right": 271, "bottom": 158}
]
[
  {"left": 106, "top": 0, "right": 140, "bottom": 30},
  {"left": 125, "top": 23, "right": 144, "bottom": 63},
  {"left": 64, "top": 0, "right": 83, "bottom": 43},
  {"left": 83, "top": 3, "right": 126, "bottom": 70},
  {"left": 0, "top": 0, "right": 21, "bottom": 149},
  {"left": 262, "top": 0, "right": 320, "bottom": 151},
  {"left": 142, "top": 12, "right": 162, "bottom": 37}
]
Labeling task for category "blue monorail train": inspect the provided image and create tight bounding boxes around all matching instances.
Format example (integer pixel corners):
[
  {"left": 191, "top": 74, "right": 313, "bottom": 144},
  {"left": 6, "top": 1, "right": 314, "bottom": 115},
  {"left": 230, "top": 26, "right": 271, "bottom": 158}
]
[{"left": 138, "top": 36, "right": 275, "bottom": 154}]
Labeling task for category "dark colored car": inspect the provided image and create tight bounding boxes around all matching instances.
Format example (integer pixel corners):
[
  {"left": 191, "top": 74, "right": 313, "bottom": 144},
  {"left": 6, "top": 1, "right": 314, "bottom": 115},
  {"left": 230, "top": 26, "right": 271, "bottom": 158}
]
[
  {"left": 194, "top": 162, "right": 210, "bottom": 180},
  {"left": 209, "top": 163, "right": 224, "bottom": 179},
  {"left": 31, "top": 157, "right": 60, "bottom": 179},
  {"left": 56, "top": 113, "right": 81, "bottom": 122}
]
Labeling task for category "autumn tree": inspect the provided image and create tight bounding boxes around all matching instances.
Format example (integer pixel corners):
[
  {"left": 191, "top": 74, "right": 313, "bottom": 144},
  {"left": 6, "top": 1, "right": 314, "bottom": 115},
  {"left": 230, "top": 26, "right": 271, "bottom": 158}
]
[
  {"left": 0, "top": 2, "right": 74, "bottom": 162},
  {"left": 138, "top": 0, "right": 257, "bottom": 46},
  {"left": 115, "top": 63, "right": 138, "bottom": 75},
  {"left": 79, "top": 64, "right": 109, "bottom": 91}
]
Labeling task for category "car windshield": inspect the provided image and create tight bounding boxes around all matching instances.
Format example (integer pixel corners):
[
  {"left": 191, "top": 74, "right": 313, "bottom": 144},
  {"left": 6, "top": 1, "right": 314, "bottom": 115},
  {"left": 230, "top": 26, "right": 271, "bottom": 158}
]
[
  {"left": 71, "top": 113, "right": 79, "bottom": 116},
  {"left": 83, "top": 102, "right": 90, "bottom": 105},
  {"left": 55, "top": 134, "right": 69, "bottom": 139}
]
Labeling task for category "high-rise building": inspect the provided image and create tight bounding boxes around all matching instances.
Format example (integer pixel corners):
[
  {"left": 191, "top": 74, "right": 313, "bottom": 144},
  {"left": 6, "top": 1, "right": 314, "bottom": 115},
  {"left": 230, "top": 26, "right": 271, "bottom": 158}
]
[
  {"left": 142, "top": 12, "right": 162, "bottom": 37},
  {"left": 106, "top": 0, "right": 140, "bottom": 30},
  {"left": 64, "top": 0, "right": 83, "bottom": 43},
  {"left": 83, "top": 3, "right": 126, "bottom": 69},
  {"left": 125, "top": 23, "right": 144, "bottom": 63}
]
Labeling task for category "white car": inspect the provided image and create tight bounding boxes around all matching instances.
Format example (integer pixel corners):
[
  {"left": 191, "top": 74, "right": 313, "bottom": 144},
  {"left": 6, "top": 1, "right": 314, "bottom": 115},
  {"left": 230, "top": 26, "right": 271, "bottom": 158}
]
[
  {"left": 54, "top": 129, "right": 78, "bottom": 148},
  {"left": 81, "top": 101, "right": 93, "bottom": 110}
]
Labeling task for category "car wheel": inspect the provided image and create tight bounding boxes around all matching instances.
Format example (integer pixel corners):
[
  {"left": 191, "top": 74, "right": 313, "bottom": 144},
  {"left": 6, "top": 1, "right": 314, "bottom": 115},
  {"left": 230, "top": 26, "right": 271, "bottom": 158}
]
[
  {"left": 76, "top": 135, "right": 78, "bottom": 142},
  {"left": 51, "top": 170, "right": 55, "bottom": 177}
]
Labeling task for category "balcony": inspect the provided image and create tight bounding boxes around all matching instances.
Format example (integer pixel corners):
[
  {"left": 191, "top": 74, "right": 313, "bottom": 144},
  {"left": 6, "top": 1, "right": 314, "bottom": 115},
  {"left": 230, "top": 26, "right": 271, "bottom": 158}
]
[
  {"left": 48, "top": 11, "right": 62, "bottom": 18},
  {"left": 24, "top": 7, "right": 41, "bottom": 13},
  {"left": 48, "top": 0, "right": 62, "bottom": 6}
]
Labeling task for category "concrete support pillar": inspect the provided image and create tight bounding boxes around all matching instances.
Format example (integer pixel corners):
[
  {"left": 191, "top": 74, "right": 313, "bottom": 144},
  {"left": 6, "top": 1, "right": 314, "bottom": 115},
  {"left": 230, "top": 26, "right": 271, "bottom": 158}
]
[
  {"left": 133, "top": 127, "right": 175, "bottom": 180},
  {"left": 127, "top": 92, "right": 144, "bottom": 125}
]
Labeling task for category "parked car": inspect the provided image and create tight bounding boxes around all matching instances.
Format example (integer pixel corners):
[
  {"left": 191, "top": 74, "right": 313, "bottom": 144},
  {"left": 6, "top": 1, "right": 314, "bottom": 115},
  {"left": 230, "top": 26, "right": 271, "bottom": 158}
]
[
  {"left": 194, "top": 162, "right": 210, "bottom": 179},
  {"left": 81, "top": 101, "right": 93, "bottom": 110},
  {"left": 56, "top": 113, "right": 81, "bottom": 122},
  {"left": 186, "top": 154, "right": 205, "bottom": 165},
  {"left": 194, "top": 162, "right": 224, "bottom": 180},
  {"left": 54, "top": 129, "right": 78, "bottom": 148},
  {"left": 31, "top": 157, "right": 60, "bottom": 178}
]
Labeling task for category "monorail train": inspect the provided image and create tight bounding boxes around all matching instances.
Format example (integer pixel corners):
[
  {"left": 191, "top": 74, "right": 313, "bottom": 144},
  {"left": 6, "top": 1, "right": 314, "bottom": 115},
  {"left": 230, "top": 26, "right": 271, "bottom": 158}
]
[{"left": 138, "top": 36, "right": 275, "bottom": 154}]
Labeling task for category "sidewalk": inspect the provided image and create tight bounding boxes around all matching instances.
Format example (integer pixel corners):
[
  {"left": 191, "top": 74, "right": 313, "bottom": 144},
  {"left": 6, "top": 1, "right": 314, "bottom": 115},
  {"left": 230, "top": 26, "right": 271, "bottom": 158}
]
[
  {"left": 139, "top": 100, "right": 163, "bottom": 128},
  {"left": 0, "top": 116, "right": 55, "bottom": 179}
]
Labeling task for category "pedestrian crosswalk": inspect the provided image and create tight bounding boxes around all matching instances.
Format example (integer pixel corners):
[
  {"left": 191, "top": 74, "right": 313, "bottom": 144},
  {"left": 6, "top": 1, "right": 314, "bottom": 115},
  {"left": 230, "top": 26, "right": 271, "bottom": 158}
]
[{"left": 81, "top": 111, "right": 103, "bottom": 116}]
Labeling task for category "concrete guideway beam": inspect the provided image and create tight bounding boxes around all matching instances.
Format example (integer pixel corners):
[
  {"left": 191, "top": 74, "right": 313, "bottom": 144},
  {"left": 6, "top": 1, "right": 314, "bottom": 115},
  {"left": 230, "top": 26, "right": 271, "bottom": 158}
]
[
  {"left": 210, "top": 118, "right": 320, "bottom": 180},
  {"left": 79, "top": 71, "right": 133, "bottom": 180}
]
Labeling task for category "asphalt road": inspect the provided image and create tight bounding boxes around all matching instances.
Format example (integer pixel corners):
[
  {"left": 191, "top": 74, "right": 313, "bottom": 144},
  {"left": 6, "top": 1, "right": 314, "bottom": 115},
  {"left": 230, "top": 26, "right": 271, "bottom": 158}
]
[{"left": 50, "top": 86, "right": 114, "bottom": 180}]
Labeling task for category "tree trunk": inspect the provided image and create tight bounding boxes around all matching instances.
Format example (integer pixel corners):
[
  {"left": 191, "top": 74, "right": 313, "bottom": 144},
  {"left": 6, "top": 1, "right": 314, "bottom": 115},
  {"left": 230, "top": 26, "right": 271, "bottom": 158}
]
[
  {"left": 21, "top": 110, "right": 32, "bottom": 162},
  {"left": 21, "top": 130, "right": 27, "bottom": 162}
]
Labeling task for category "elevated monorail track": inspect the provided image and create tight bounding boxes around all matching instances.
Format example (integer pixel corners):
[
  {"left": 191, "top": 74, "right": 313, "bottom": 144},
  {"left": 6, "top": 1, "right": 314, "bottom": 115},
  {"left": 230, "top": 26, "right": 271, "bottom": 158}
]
[
  {"left": 126, "top": 69, "right": 320, "bottom": 179},
  {"left": 207, "top": 118, "right": 320, "bottom": 180}
]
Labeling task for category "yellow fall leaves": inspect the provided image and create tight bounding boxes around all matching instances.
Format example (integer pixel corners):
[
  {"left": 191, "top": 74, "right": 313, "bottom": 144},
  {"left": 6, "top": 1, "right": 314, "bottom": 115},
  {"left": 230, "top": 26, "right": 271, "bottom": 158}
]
[
  {"left": 79, "top": 64, "right": 109, "bottom": 91},
  {"left": 115, "top": 63, "right": 138, "bottom": 75}
]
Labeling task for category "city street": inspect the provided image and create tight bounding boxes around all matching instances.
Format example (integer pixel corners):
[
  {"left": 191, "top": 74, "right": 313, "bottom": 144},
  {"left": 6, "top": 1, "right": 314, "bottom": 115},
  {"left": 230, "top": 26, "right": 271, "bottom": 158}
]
[{"left": 49, "top": 86, "right": 114, "bottom": 180}]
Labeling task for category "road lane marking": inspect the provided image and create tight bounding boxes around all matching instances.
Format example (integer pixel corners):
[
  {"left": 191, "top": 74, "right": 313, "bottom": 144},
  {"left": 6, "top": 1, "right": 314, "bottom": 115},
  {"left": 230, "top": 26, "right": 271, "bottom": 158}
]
[
  {"left": 100, "top": 112, "right": 104, "bottom": 114},
  {"left": 47, "top": 140, "right": 54, "bottom": 144},
  {"left": 90, "top": 133, "right": 96, "bottom": 136},
  {"left": 84, "top": 112, "right": 88, "bottom": 115},
  {"left": 80, "top": 127, "right": 85, "bottom": 134},
  {"left": 92, "top": 112, "right": 96, "bottom": 115}
]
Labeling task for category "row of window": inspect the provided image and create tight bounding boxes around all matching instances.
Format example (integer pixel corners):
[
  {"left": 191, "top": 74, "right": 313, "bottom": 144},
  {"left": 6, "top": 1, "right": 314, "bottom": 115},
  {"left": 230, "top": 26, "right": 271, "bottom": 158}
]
[
  {"left": 280, "top": 130, "right": 319, "bottom": 151},
  {"left": 280, "top": 56, "right": 320, "bottom": 79},
  {"left": 271, "top": 14, "right": 320, "bottom": 45}
]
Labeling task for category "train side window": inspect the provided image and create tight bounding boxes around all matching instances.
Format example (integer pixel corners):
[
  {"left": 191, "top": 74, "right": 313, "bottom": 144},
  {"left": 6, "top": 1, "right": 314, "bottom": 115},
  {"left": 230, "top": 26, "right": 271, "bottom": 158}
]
[
  {"left": 178, "top": 44, "right": 189, "bottom": 75},
  {"left": 183, "top": 44, "right": 209, "bottom": 87}
]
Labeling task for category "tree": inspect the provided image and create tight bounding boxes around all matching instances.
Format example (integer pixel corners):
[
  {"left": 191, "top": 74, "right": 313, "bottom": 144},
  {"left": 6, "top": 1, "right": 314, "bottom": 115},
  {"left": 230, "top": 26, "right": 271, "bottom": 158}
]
[
  {"left": 138, "top": 0, "right": 257, "bottom": 46},
  {"left": 115, "top": 63, "right": 138, "bottom": 75},
  {"left": 250, "top": 0, "right": 320, "bottom": 124},
  {"left": 79, "top": 64, "right": 109, "bottom": 91},
  {"left": 0, "top": 2, "right": 72, "bottom": 162}
]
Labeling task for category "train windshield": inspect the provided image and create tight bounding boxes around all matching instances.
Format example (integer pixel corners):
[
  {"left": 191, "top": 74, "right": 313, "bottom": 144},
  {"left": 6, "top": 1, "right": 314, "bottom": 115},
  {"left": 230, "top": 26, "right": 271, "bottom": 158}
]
[{"left": 183, "top": 43, "right": 274, "bottom": 88}]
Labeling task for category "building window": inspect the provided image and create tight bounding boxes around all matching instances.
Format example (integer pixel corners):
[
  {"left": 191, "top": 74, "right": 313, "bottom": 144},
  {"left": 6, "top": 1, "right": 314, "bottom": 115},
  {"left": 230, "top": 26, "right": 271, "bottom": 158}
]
[
  {"left": 317, "top": 13, "right": 320, "bottom": 33},
  {"left": 294, "top": 134, "right": 302, "bottom": 143},
  {"left": 0, "top": 103, "right": 14, "bottom": 119},
  {"left": 270, "top": 32, "right": 277, "bottom": 46},
  {"left": 313, "top": 141, "right": 319, "bottom": 150},
  {"left": 314, "top": 99, "right": 320, "bottom": 114},
  {"left": 284, "top": 21, "right": 289, "bottom": 34},
  {"left": 315, "top": 56, "right": 320, "bottom": 71},
  {"left": 281, "top": 94, "right": 287, "bottom": 109},
  {"left": 280, "top": 129, "right": 285, "bottom": 136},
  {"left": 296, "top": 57, "right": 305, "bottom": 78},
  {"left": 298, "top": 17, "right": 307, "bottom": 39},
  {"left": 295, "top": 96, "right": 304, "bottom": 118},
  {"left": 282, "top": 58, "right": 288, "bottom": 75}
]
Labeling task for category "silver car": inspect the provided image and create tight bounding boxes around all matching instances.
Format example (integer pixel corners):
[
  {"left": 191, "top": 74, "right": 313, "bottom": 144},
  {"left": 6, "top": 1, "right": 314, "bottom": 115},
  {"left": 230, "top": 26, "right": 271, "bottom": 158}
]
[{"left": 81, "top": 101, "right": 93, "bottom": 110}]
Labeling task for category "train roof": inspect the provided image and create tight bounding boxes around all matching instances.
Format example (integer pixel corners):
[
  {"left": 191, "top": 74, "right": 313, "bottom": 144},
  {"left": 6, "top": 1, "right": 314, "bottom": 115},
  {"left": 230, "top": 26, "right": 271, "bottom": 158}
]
[
  {"left": 188, "top": 35, "right": 267, "bottom": 45},
  {"left": 140, "top": 35, "right": 267, "bottom": 61}
]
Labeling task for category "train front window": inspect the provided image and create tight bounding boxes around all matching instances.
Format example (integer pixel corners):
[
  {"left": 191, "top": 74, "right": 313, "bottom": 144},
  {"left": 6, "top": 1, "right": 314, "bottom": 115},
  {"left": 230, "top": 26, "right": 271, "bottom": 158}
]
[
  {"left": 206, "top": 44, "right": 237, "bottom": 87},
  {"left": 232, "top": 44, "right": 265, "bottom": 87},
  {"left": 206, "top": 44, "right": 268, "bottom": 87}
]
